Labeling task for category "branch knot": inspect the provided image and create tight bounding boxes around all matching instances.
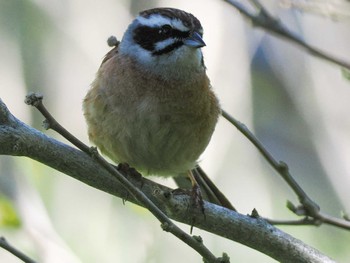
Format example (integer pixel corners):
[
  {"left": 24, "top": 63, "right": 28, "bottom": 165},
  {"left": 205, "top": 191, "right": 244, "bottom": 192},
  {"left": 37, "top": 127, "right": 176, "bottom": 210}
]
[{"left": 24, "top": 92, "right": 43, "bottom": 107}]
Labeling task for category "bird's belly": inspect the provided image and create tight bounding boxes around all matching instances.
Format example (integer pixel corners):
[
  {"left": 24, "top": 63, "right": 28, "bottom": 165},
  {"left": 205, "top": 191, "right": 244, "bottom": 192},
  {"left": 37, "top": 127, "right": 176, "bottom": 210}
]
[{"left": 98, "top": 107, "right": 207, "bottom": 177}]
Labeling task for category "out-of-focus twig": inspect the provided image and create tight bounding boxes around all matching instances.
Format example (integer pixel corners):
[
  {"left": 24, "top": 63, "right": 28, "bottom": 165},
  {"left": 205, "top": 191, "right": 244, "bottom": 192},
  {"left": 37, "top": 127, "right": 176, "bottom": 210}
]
[
  {"left": 0, "top": 237, "right": 37, "bottom": 263},
  {"left": 280, "top": 0, "right": 350, "bottom": 20},
  {"left": 223, "top": 0, "right": 350, "bottom": 70}
]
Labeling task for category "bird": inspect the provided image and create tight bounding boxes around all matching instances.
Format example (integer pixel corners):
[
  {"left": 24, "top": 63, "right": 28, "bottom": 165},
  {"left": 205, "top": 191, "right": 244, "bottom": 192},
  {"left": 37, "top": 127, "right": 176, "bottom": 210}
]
[{"left": 83, "top": 7, "right": 235, "bottom": 211}]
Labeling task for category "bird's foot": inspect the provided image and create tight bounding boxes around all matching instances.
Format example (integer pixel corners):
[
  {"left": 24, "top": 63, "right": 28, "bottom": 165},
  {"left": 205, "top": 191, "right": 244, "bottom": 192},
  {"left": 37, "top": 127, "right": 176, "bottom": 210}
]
[{"left": 116, "top": 163, "right": 144, "bottom": 204}]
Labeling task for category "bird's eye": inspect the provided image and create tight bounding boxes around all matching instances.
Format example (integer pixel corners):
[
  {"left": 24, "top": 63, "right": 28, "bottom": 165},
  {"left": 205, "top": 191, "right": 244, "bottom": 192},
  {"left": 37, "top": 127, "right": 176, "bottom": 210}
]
[{"left": 159, "top": 24, "right": 172, "bottom": 35}]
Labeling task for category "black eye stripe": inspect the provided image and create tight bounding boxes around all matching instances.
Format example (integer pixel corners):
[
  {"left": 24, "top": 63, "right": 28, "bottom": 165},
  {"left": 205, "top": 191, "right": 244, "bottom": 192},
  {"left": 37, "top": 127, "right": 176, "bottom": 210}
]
[
  {"left": 160, "top": 24, "right": 172, "bottom": 35},
  {"left": 133, "top": 26, "right": 190, "bottom": 51}
]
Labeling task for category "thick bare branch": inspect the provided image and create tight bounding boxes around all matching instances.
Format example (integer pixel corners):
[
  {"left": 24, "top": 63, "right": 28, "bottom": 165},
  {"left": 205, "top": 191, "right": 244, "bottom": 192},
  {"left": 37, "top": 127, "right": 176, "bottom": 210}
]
[
  {"left": 0, "top": 97, "right": 336, "bottom": 262},
  {"left": 23, "top": 93, "right": 222, "bottom": 263}
]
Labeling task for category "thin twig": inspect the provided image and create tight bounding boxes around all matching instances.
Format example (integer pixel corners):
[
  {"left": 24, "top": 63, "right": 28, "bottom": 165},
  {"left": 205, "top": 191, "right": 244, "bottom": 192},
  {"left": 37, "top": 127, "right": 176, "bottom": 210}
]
[
  {"left": 317, "top": 211, "right": 350, "bottom": 230},
  {"left": 222, "top": 0, "right": 350, "bottom": 230},
  {"left": 265, "top": 212, "right": 350, "bottom": 229},
  {"left": 264, "top": 217, "right": 322, "bottom": 226},
  {"left": 24, "top": 92, "right": 226, "bottom": 263},
  {"left": 221, "top": 109, "right": 350, "bottom": 230},
  {"left": 221, "top": 110, "right": 318, "bottom": 212},
  {"left": 0, "top": 237, "right": 37, "bottom": 263},
  {"left": 223, "top": 0, "right": 350, "bottom": 70}
]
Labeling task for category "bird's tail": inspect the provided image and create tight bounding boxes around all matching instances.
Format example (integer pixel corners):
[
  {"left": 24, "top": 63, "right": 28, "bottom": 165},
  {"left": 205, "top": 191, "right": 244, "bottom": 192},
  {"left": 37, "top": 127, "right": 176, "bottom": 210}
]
[{"left": 174, "top": 165, "right": 236, "bottom": 211}]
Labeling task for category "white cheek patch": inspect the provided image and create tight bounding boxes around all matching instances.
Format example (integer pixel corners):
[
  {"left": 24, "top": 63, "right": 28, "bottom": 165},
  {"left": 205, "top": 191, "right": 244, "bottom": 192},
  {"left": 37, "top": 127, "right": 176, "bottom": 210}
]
[
  {"left": 129, "top": 44, "right": 153, "bottom": 64},
  {"left": 119, "top": 35, "right": 153, "bottom": 64},
  {"left": 137, "top": 14, "right": 189, "bottom": 32},
  {"left": 154, "top": 38, "right": 176, "bottom": 51}
]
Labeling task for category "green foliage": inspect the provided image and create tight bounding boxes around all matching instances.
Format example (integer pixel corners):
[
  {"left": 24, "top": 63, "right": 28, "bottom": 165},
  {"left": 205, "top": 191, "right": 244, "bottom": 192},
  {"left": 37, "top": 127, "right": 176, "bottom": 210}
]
[
  {"left": 0, "top": 195, "right": 21, "bottom": 228},
  {"left": 341, "top": 68, "right": 350, "bottom": 81}
]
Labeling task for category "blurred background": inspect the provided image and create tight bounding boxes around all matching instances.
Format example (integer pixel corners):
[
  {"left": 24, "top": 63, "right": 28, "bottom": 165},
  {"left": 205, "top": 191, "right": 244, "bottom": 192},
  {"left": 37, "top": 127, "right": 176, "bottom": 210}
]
[{"left": 1, "top": 0, "right": 350, "bottom": 262}]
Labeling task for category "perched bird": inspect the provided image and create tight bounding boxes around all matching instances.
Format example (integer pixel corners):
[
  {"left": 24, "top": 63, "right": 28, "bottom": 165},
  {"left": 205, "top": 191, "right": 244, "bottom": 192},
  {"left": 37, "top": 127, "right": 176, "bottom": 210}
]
[{"left": 83, "top": 7, "right": 234, "bottom": 210}]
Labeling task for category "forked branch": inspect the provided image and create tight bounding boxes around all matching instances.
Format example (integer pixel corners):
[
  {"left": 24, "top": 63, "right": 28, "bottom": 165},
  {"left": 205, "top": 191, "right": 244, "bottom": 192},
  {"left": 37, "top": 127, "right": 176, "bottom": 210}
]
[{"left": 221, "top": 110, "right": 350, "bottom": 230}]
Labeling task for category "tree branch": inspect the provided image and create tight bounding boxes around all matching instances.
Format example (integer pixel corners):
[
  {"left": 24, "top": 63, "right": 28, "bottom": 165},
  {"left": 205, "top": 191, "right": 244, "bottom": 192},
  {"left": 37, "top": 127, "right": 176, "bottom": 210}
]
[
  {"left": 23, "top": 93, "right": 222, "bottom": 263},
  {"left": 222, "top": 110, "right": 350, "bottom": 230},
  {"left": 280, "top": 0, "right": 350, "bottom": 20},
  {"left": 223, "top": 0, "right": 350, "bottom": 70},
  {"left": 0, "top": 97, "right": 336, "bottom": 262},
  {"left": 0, "top": 237, "right": 37, "bottom": 263}
]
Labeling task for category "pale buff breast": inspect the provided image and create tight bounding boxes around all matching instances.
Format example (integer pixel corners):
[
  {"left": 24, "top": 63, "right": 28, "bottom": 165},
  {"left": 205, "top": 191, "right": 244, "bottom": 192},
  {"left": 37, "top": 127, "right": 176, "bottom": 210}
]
[{"left": 83, "top": 52, "right": 220, "bottom": 176}]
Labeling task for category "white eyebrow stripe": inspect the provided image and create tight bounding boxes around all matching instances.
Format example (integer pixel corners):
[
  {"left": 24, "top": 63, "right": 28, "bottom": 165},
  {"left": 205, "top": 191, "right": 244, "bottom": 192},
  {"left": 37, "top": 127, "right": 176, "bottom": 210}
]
[{"left": 137, "top": 14, "right": 189, "bottom": 32}]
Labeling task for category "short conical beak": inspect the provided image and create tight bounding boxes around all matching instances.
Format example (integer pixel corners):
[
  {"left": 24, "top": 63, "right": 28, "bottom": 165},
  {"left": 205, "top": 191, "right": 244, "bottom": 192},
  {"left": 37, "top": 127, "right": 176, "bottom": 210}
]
[{"left": 183, "top": 31, "right": 206, "bottom": 48}]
